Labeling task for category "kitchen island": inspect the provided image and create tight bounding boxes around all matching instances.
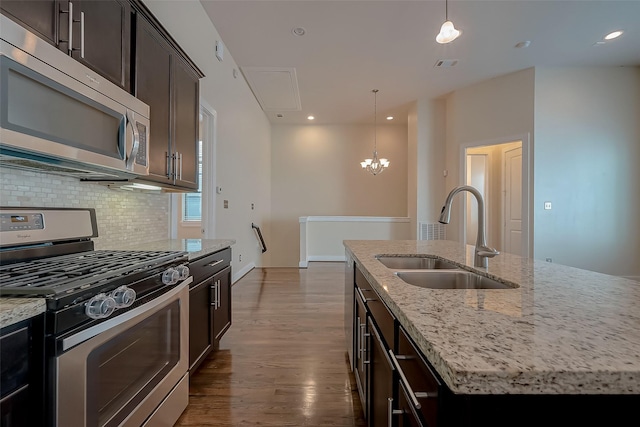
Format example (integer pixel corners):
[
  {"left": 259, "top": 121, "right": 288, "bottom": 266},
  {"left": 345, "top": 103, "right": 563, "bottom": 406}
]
[{"left": 345, "top": 239, "right": 640, "bottom": 395}]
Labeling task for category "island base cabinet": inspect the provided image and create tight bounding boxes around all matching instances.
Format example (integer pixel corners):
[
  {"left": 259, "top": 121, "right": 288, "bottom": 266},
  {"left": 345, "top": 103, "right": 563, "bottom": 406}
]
[{"left": 368, "top": 317, "right": 394, "bottom": 427}]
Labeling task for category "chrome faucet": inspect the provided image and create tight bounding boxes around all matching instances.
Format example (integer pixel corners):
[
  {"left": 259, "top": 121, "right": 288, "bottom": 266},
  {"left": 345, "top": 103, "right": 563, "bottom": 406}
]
[{"left": 438, "top": 185, "right": 499, "bottom": 268}]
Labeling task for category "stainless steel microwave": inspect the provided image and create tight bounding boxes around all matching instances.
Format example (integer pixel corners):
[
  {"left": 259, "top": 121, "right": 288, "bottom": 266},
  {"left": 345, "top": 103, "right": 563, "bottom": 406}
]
[{"left": 0, "top": 14, "right": 149, "bottom": 180}]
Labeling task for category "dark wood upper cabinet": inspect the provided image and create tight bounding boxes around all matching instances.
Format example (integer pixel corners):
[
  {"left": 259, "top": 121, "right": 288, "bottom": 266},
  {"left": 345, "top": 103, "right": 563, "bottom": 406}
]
[
  {"left": 0, "top": 0, "right": 57, "bottom": 45},
  {"left": 132, "top": 2, "right": 203, "bottom": 190},
  {"left": 172, "top": 55, "right": 200, "bottom": 189},
  {"left": 134, "top": 14, "right": 172, "bottom": 183},
  {"left": 72, "top": 0, "right": 131, "bottom": 91},
  {"left": 1, "top": 0, "right": 131, "bottom": 91}
]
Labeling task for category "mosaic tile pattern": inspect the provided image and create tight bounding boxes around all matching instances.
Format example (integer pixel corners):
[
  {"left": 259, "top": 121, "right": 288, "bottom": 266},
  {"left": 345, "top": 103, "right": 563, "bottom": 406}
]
[
  {"left": 344, "top": 240, "right": 640, "bottom": 395},
  {"left": 0, "top": 168, "right": 170, "bottom": 249}
]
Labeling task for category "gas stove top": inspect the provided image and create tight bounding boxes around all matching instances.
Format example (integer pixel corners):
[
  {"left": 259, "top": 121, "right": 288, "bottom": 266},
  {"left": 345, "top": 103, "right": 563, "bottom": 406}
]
[{"left": 0, "top": 250, "right": 188, "bottom": 297}]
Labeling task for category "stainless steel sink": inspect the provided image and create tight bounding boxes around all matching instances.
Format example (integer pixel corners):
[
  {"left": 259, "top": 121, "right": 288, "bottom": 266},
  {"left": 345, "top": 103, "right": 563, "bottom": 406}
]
[
  {"left": 376, "top": 255, "right": 460, "bottom": 270},
  {"left": 395, "top": 271, "right": 518, "bottom": 290}
]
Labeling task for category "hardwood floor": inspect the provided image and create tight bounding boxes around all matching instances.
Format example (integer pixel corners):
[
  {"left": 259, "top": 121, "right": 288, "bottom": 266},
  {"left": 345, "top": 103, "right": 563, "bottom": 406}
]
[{"left": 175, "top": 262, "right": 366, "bottom": 426}]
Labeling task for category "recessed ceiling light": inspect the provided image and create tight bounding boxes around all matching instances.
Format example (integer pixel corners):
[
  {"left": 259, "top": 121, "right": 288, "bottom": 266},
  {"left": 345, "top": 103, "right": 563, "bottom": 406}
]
[
  {"left": 386, "top": 116, "right": 394, "bottom": 120},
  {"left": 604, "top": 30, "right": 623, "bottom": 40},
  {"left": 292, "top": 27, "right": 306, "bottom": 36},
  {"left": 307, "top": 115, "right": 314, "bottom": 120},
  {"left": 515, "top": 41, "right": 531, "bottom": 49}
]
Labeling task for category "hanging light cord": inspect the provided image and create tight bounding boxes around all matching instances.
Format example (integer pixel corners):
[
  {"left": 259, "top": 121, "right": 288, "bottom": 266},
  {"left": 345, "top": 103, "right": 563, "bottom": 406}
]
[
  {"left": 445, "top": 0, "right": 449, "bottom": 20},
  {"left": 373, "top": 89, "right": 378, "bottom": 152}
]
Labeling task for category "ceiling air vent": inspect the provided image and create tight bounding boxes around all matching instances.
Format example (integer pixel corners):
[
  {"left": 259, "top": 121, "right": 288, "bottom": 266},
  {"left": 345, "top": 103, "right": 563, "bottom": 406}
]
[{"left": 434, "top": 59, "right": 459, "bottom": 68}]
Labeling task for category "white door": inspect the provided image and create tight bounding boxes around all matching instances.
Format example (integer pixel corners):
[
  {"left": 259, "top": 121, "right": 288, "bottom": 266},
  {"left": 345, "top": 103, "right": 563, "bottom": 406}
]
[
  {"left": 466, "top": 154, "right": 488, "bottom": 246},
  {"left": 503, "top": 146, "right": 522, "bottom": 255}
]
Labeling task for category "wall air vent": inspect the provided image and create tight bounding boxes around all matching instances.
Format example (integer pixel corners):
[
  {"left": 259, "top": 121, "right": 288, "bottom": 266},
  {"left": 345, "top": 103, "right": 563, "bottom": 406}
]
[
  {"left": 434, "top": 59, "right": 459, "bottom": 68},
  {"left": 419, "top": 222, "right": 446, "bottom": 241}
]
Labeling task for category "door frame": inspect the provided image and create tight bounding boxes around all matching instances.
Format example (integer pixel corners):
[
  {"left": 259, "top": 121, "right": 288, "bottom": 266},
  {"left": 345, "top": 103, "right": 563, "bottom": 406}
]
[
  {"left": 459, "top": 133, "right": 532, "bottom": 258},
  {"left": 200, "top": 100, "right": 217, "bottom": 239},
  {"left": 170, "top": 100, "right": 217, "bottom": 239}
]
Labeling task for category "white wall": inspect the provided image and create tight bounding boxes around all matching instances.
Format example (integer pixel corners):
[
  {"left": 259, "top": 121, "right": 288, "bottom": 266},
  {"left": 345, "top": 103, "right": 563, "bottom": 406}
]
[
  {"left": 271, "top": 124, "right": 408, "bottom": 267},
  {"left": 144, "top": 1, "right": 272, "bottom": 275},
  {"left": 534, "top": 67, "right": 640, "bottom": 277},
  {"left": 407, "top": 99, "right": 447, "bottom": 239},
  {"left": 443, "top": 68, "right": 536, "bottom": 245},
  {"left": 299, "top": 216, "right": 411, "bottom": 266}
]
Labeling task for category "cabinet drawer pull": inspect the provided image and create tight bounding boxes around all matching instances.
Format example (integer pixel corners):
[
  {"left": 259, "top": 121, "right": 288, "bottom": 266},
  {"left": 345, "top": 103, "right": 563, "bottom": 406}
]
[
  {"left": 356, "top": 287, "right": 374, "bottom": 303},
  {"left": 206, "top": 259, "right": 224, "bottom": 268},
  {"left": 389, "top": 350, "right": 428, "bottom": 409}
]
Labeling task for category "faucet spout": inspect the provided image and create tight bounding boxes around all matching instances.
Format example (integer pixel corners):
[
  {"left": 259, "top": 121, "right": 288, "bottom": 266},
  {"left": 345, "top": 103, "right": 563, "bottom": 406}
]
[{"left": 438, "top": 185, "right": 499, "bottom": 268}]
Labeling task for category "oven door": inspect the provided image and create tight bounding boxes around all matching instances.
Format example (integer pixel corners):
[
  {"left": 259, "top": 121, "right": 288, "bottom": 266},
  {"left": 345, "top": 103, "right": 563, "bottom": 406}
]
[{"left": 54, "top": 278, "right": 191, "bottom": 427}]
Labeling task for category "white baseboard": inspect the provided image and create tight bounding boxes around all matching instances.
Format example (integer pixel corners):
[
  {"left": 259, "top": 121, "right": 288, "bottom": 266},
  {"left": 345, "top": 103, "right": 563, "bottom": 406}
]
[
  {"left": 307, "top": 255, "right": 346, "bottom": 262},
  {"left": 299, "top": 260, "right": 308, "bottom": 268},
  {"left": 232, "top": 262, "right": 255, "bottom": 284}
]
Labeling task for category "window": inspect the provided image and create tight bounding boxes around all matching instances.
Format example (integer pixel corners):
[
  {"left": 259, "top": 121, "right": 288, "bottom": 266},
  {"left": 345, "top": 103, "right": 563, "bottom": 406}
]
[{"left": 182, "top": 139, "right": 203, "bottom": 222}]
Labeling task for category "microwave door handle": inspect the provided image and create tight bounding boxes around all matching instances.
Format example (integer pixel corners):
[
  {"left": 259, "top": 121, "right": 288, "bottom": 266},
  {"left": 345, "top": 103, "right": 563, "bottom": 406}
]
[{"left": 125, "top": 110, "right": 140, "bottom": 171}]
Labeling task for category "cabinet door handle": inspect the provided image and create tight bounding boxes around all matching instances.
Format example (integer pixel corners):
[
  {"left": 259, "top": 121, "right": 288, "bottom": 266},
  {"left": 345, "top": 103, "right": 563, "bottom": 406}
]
[
  {"left": 210, "top": 281, "right": 218, "bottom": 307},
  {"left": 216, "top": 279, "right": 221, "bottom": 309},
  {"left": 66, "top": 2, "right": 74, "bottom": 55},
  {"left": 387, "top": 398, "right": 404, "bottom": 427},
  {"left": 179, "top": 152, "right": 183, "bottom": 180},
  {"left": 370, "top": 318, "right": 393, "bottom": 369},
  {"left": 79, "top": 11, "right": 85, "bottom": 58},
  {"left": 206, "top": 259, "right": 224, "bottom": 268}
]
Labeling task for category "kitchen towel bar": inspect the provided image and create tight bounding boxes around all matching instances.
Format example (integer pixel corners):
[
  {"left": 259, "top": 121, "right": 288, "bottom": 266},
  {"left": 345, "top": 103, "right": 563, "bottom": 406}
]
[{"left": 252, "top": 223, "right": 267, "bottom": 253}]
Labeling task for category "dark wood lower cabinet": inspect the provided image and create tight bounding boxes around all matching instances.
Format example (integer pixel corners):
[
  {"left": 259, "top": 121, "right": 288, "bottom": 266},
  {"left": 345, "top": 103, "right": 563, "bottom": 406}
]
[
  {"left": 0, "top": 315, "right": 44, "bottom": 427},
  {"left": 212, "top": 266, "right": 232, "bottom": 342},
  {"left": 188, "top": 249, "right": 232, "bottom": 375},
  {"left": 368, "top": 317, "right": 394, "bottom": 427}
]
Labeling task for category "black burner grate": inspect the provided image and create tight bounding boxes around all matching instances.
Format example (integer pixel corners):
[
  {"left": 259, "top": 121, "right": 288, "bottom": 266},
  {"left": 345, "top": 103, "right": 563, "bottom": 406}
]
[{"left": 0, "top": 250, "right": 187, "bottom": 297}]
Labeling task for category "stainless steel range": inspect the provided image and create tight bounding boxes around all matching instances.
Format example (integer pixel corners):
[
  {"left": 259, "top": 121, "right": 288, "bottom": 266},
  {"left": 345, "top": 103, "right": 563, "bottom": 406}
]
[{"left": 0, "top": 207, "right": 191, "bottom": 427}]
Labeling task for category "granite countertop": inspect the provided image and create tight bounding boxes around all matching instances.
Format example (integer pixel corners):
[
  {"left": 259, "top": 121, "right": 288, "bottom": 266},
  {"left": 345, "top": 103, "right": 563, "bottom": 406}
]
[
  {"left": 115, "top": 238, "right": 235, "bottom": 260},
  {"left": 344, "top": 239, "right": 640, "bottom": 396},
  {"left": 0, "top": 298, "right": 46, "bottom": 329}
]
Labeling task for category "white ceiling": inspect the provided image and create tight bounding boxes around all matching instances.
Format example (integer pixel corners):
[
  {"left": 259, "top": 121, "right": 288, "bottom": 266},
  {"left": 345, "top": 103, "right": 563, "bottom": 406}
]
[{"left": 200, "top": 0, "right": 640, "bottom": 125}]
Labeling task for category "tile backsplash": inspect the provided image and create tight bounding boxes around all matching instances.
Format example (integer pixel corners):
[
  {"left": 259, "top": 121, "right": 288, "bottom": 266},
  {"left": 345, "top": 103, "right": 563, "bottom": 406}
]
[{"left": 0, "top": 168, "right": 170, "bottom": 249}]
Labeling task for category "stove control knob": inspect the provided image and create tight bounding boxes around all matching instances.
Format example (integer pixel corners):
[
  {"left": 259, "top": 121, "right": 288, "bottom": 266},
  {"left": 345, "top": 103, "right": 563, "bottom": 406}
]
[
  {"left": 176, "top": 265, "right": 190, "bottom": 280},
  {"left": 111, "top": 286, "right": 136, "bottom": 308},
  {"left": 86, "top": 293, "right": 116, "bottom": 319},
  {"left": 162, "top": 268, "right": 180, "bottom": 285}
]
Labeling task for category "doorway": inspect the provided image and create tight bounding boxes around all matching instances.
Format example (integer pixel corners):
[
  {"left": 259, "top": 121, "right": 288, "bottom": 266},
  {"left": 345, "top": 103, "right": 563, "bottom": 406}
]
[{"left": 462, "top": 136, "right": 530, "bottom": 257}]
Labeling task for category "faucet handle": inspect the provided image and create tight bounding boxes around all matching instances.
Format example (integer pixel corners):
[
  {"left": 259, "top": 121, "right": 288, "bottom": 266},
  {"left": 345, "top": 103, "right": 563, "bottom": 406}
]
[{"left": 477, "top": 245, "right": 500, "bottom": 258}]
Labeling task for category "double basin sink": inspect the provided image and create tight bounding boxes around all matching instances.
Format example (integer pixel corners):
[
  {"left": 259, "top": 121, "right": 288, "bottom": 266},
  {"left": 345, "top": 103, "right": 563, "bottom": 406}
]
[{"left": 376, "top": 255, "right": 518, "bottom": 290}]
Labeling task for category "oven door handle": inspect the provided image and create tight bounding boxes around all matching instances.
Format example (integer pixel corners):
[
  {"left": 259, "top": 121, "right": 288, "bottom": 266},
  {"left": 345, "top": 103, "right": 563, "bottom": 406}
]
[{"left": 61, "top": 277, "right": 192, "bottom": 351}]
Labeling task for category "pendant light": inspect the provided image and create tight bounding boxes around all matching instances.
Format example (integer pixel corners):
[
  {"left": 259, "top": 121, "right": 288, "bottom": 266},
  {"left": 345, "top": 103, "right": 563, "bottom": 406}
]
[
  {"left": 360, "top": 89, "right": 389, "bottom": 176},
  {"left": 436, "top": 0, "right": 461, "bottom": 44}
]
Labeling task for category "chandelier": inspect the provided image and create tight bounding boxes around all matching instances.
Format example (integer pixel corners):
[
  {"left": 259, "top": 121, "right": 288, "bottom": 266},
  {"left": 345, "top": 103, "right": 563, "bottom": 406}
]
[{"left": 361, "top": 89, "right": 389, "bottom": 175}]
